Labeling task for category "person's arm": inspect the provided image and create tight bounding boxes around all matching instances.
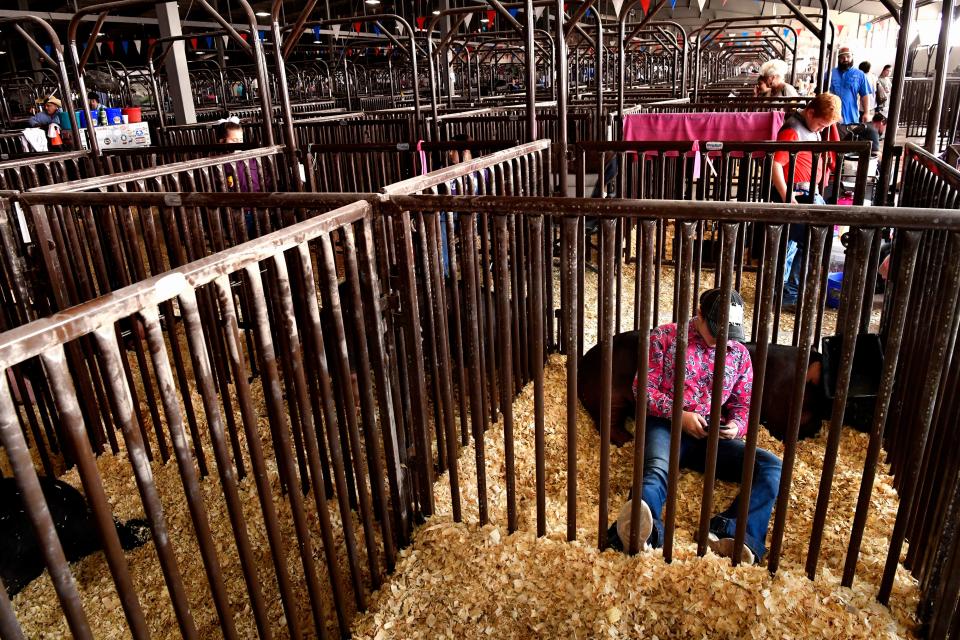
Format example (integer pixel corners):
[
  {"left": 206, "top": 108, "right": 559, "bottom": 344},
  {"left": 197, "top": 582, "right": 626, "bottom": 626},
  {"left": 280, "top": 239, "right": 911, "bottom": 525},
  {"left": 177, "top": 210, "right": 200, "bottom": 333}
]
[
  {"left": 772, "top": 128, "right": 800, "bottom": 201},
  {"left": 722, "top": 350, "right": 754, "bottom": 438},
  {"left": 860, "top": 74, "right": 874, "bottom": 123},
  {"left": 771, "top": 160, "right": 794, "bottom": 203},
  {"left": 634, "top": 326, "right": 674, "bottom": 418}
]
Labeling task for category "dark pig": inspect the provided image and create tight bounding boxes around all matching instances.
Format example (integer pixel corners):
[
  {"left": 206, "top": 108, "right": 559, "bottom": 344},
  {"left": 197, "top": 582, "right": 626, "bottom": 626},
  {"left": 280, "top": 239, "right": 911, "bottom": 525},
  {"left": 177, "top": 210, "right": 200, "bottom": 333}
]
[
  {"left": 0, "top": 477, "right": 150, "bottom": 596},
  {"left": 577, "top": 331, "right": 827, "bottom": 446}
]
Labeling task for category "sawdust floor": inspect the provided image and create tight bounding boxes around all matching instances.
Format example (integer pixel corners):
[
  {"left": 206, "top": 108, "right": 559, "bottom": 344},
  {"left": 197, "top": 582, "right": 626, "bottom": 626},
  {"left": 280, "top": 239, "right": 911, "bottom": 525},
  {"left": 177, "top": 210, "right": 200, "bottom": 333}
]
[
  {"left": 350, "top": 263, "right": 911, "bottom": 639},
  {"left": 9, "top": 326, "right": 386, "bottom": 639},
  {"left": 9, "top": 246, "right": 901, "bottom": 639}
]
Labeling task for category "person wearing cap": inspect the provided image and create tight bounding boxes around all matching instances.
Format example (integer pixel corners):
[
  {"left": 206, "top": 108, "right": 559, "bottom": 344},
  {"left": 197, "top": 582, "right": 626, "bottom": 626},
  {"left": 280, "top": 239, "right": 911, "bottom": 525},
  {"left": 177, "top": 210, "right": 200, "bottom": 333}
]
[
  {"left": 608, "top": 288, "right": 782, "bottom": 566},
  {"left": 27, "top": 96, "right": 73, "bottom": 148},
  {"left": 829, "top": 47, "right": 873, "bottom": 125},
  {"left": 771, "top": 93, "right": 842, "bottom": 312}
]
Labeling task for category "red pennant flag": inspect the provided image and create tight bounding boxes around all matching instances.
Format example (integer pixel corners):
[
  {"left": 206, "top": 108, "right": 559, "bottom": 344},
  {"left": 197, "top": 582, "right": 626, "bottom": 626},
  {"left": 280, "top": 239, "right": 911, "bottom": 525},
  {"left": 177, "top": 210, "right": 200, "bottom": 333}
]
[
  {"left": 353, "top": 21, "right": 362, "bottom": 33},
  {"left": 755, "top": 30, "right": 762, "bottom": 36},
  {"left": 797, "top": 27, "right": 804, "bottom": 35},
  {"left": 106, "top": 40, "right": 115, "bottom": 54},
  {"left": 837, "top": 25, "right": 844, "bottom": 34},
  {"left": 240, "top": 32, "right": 249, "bottom": 42},
  {"left": 640, "top": 0, "right": 650, "bottom": 11},
  {"left": 487, "top": 10, "right": 496, "bottom": 24},
  {"left": 347, "top": 48, "right": 353, "bottom": 55},
  {"left": 416, "top": 16, "right": 426, "bottom": 30},
  {"left": 148, "top": 37, "right": 157, "bottom": 49},
  {"left": 190, "top": 37, "right": 198, "bottom": 49}
]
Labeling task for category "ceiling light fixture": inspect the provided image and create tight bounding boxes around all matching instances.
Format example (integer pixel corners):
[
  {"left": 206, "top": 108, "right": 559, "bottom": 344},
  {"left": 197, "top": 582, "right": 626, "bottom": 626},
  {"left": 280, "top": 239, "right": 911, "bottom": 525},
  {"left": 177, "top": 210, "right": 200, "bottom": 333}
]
[
  {"left": 255, "top": 11, "right": 270, "bottom": 17},
  {"left": 432, "top": 9, "right": 440, "bottom": 14},
  {"left": 480, "top": 18, "right": 489, "bottom": 23},
  {"left": 313, "top": 39, "right": 322, "bottom": 43},
  {"left": 365, "top": 0, "right": 381, "bottom": 4}
]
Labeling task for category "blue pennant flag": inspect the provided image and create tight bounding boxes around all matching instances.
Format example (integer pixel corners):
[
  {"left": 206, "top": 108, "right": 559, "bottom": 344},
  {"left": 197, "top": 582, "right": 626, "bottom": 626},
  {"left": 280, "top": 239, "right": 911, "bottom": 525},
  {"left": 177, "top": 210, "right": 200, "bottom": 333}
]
[
  {"left": 314, "top": 26, "right": 322, "bottom": 40},
  {"left": 865, "top": 22, "right": 873, "bottom": 31},
  {"left": 508, "top": 7, "right": 520, "bottom": 17},
  {"left": 373, "top": 24, "right": 382, "bottom": 35},
  {"left": 670, "top": 0, "right": 676, "bottom": 8},
  {"left": 43, "top": 44, "right": 52, "bottom": 55},
  {"left": 206, "top": 36, "right": 214, "bottom": 49},
  {"left": 258, "top": 30, "right": 266, "bottom": 42},
  {"left": 121, "top": 40, "right": 129, "bottom": 54}
]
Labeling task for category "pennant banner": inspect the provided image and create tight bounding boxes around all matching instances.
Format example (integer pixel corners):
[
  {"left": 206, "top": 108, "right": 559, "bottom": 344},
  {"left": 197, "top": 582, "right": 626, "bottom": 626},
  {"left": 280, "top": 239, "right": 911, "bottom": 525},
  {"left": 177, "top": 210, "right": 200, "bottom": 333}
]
[
  {"left": 669, "top": 0, "right": 676, "bottom": 9},
  {"left": 865, "top": 22, "right": 873, "bottom": 31},
  {"left": 106, "top": 40, "right": 115, "bottom": 54},
  {"left": 416, "top": 16, "right": 426, "bottom": 30},
  {"left": 121, "top": 40, "right": 129, "bottom": 55},
  {"left": 640, "top": 0, "right": 650, "bottom": 13},
  {"left": 96, "top": 41, "right": 103, "bottom": 54},
  {"left": 464, "top": 12, "right": 474, "bottom": 27},
  {"left": 697, "top": 0, "right": 706, "bottom": 11},
  {"left": 190, "top": 37, "right": 198, "bottom": 49},
  {"left": 43, "top": 44, "right": 52, "bottom": 56},
  {"left": 611, "top": 0, "right": 624, "bottom": 15},
  {"left": 354, "top": 21, "right": 363, "bottom": 33},
  {"left": 487, "top": 9, "right": 496, "bottom": 24},
  {"left": 508, "top": 7, "right": 520, "bottom": 18},
  {"left": 838, "top": 24, "right": 844, "bottom": 34},
  {"left": 533, "top": 6, "right": 545, "bottom": 18},
  {"left": 314, "top": 26, "right": 322, "bottom": 40},
  {"left": 222, "top": 35, "right": 230, "bottom": 48},
  {"left": 206, "top": 36, "right": 214, "bottom": 49},
  {"left": 332, "top": 24, "right": 342, "bottom": 39}
]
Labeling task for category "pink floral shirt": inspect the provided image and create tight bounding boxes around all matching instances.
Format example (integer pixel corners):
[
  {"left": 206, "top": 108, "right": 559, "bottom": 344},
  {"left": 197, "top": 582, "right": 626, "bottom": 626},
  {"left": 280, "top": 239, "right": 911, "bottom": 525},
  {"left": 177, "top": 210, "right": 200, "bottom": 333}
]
[{"left": 633, "top": 320, "right": 753, "bottom": 438}]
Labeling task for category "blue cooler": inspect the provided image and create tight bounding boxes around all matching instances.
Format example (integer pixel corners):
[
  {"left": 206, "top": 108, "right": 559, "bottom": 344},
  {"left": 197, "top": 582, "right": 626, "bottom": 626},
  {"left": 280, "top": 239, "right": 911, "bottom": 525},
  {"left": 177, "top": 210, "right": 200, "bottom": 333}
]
[
  {"left": 826, "top": 272, "right": 843, "bottom": 308},
  {"left": 106, "top": 107, "right": 123, "bottom": 124}
]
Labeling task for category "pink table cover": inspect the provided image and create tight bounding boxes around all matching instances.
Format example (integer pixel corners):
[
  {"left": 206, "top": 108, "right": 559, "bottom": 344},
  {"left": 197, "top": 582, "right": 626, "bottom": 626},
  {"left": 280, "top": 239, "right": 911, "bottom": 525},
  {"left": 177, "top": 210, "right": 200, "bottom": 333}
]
[{"left": 622, "top": 111, "right": 786, "bottom": 179}]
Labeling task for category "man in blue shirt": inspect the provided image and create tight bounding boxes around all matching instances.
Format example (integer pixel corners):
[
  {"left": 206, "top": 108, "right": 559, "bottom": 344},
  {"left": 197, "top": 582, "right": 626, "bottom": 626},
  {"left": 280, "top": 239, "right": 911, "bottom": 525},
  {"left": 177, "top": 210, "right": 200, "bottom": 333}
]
[{"left": 830, "top": 47, "right": 873, "bottom": 124}]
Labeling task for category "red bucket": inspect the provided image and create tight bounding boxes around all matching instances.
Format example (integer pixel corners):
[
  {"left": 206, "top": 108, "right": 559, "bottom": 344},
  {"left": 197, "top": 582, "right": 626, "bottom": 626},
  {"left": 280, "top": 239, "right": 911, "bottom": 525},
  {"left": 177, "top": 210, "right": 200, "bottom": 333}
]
[{"left": 121, "top": 107, "right": 142, "bottom": 123}]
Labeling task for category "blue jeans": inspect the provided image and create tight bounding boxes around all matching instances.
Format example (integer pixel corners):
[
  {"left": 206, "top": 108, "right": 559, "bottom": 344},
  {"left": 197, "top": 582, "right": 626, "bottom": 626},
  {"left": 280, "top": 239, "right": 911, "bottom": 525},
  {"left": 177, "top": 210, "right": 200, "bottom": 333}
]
[
  {"left": 639, "top": 416, "right": 782, "bottom": 562},
  {"left": 783, "top": 192, "right": 825, "bottom": 305}
]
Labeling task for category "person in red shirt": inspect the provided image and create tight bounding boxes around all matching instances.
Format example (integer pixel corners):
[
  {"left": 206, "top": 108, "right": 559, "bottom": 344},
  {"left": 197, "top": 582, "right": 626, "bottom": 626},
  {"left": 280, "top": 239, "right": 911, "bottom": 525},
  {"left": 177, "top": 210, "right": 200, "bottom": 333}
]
[
  {"left": 771, "top": 93, "right": 842, "bottom": 311},
  {"left": 609, "top": 289, "right": 782, "bottom": 565}
]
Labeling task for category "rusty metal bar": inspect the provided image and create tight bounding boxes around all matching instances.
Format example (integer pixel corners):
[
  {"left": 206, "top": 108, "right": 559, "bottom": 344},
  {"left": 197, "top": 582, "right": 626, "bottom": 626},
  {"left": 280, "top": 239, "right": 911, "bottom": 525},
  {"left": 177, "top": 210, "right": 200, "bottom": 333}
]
[
  {"left": 805, "top": 227, "right": 872, "bottom": 578},
  {"left": 732, "top": 224, "right": 782, "bottom": 565},
  {"left": 767, "top": 225, "right": 828, "bottom": 573},
  {"left": 696, "top": 222, "right": 738, "bottom": 556},
  {"left": 842, "top": 230, "right": 922, "bottom": 587},
  {"left": 663, "top": 221, "right": 694, "bottom": 562},
  {"left": 627, "top": 219, "right": 656, "bottom": 555},
  {"left": 563, "top": 216, "right": 579, "bottom": 541}
]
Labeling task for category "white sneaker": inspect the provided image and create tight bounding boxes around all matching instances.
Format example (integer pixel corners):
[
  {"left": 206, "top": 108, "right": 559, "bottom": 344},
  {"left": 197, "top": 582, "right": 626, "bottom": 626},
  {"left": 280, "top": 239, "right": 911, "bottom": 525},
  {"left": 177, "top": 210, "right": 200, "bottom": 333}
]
[{"left": 615, "top": 499, "right": 653, "bottom": 551}]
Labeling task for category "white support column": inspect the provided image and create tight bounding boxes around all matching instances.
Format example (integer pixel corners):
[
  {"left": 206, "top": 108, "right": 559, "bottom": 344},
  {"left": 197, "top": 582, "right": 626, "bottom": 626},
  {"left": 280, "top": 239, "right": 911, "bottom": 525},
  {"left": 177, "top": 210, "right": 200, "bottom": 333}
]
[{"left": 157, "top": 1, "right": 196, "bottom": 124}]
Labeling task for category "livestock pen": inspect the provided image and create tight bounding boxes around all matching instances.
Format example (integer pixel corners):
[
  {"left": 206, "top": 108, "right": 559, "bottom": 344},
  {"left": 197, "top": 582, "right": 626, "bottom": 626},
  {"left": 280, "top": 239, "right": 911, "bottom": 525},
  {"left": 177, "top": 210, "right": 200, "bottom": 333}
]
[{"left": 0, "top": 139, "right": 958, "bottom": 639}]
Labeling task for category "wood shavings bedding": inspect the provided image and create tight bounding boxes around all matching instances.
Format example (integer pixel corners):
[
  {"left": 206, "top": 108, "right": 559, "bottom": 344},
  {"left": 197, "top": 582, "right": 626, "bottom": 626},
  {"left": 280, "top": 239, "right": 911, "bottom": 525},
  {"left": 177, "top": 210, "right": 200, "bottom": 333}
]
[
  {"left": 10, "top": 326, "right": 385, "bottom": 639},
  {"left": 351, "top": 353, "right": 918, "bottom": 639},
  {"left": 351, "top": 261, "right": 911, "bottom": 639}
]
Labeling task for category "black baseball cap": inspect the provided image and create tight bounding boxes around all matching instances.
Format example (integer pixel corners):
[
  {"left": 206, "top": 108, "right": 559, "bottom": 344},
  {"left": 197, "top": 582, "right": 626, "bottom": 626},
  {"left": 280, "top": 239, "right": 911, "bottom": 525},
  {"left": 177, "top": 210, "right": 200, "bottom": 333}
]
[{"left": 700, "top": 288, "right": 746, "bottom": 342}]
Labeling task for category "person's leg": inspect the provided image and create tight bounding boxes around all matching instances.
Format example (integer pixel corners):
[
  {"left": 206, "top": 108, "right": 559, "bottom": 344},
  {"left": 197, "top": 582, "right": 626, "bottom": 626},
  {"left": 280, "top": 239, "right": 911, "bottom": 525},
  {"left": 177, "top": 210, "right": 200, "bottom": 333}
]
[
  {"left": 783, "top": 243, "right": 804, "bottom": 306},
  {"left": 782, "top": 240, "right": 798, "bottom": 288},
  {"left": 708, "top": 440, "right": 782, "bottom": 562},
  {"left": 632, "top": 416, "right": 673, "bottom": 548}
]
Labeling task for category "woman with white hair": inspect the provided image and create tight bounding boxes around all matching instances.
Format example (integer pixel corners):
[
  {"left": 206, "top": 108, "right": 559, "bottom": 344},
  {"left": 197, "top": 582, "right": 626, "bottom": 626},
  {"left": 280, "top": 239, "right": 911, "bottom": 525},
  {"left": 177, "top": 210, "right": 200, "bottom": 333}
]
[{"left": 753, "top": 59, "right": 798, "bottom": 97}]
